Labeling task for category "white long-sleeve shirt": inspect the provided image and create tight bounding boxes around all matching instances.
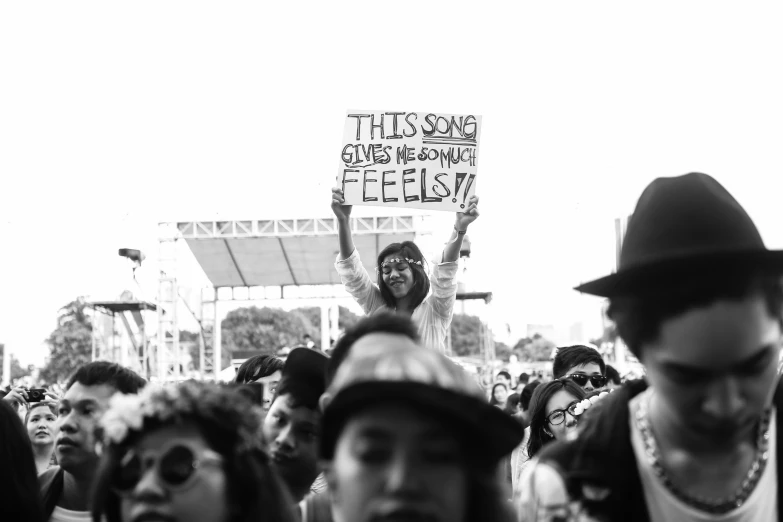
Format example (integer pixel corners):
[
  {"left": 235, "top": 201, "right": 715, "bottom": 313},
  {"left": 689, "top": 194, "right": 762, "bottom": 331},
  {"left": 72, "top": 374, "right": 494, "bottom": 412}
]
[{"left": 334, "top": 249, "right": 459, "bottom": 353}]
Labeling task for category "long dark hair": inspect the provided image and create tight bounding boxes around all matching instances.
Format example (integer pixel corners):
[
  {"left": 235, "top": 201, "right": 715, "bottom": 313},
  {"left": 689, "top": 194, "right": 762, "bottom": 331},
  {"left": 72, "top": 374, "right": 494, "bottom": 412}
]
[
  {"left": 0, "top": 400, "right": 45, "bottom": 522},
  {"left": 526, "top": 379, "right": 586, "bottom": 459},
  {"left": 91, "top": 382, "right": 297, "bottom": 522},
  {"left": 377, "top": 241, "right": 430, "bottom": 310},
  {"left": 488, "top": 383, "right": 508, "bottom": 407}
]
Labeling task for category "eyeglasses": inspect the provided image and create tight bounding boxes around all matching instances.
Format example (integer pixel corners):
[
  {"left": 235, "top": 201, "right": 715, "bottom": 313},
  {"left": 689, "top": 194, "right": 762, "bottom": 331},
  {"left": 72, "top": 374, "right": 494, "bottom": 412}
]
[
  {"left": 566, "top": 374, "right": 608, "bottom": 389},
  {"left": 546, "top": 401, "right": 580, "bottom": 426},
  {"left": 112, "top": 441, "right": 223, "bottom": 495}
]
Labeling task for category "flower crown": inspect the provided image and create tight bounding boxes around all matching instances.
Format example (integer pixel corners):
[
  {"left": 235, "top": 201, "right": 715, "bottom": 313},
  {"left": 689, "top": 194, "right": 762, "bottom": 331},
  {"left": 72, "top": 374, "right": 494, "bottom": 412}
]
[
  {"left": 572, "top": 389, "right": 614, "bottom": 416},
  {"left": 377, "top": 257, "right": 423, "bottom": 271},
  {"left": 97, "top": 382, "right": 264, "bottom": 452}
]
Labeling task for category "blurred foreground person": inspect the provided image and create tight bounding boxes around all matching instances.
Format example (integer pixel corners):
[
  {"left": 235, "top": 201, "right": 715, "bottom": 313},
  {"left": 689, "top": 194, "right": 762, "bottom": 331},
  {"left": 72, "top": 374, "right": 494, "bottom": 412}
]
[
  {"left": 0, "top": 399, "right": 46, "bottom": 522},
  {"left": 519, "top": 173, "right": 783, "bottom": 521},
  {"left": 263, "top": 348, "right": 329, "bottom": 503},
  {"left": 300, "top": 312, "right": 422, "bottom": 522},
  {"left": 27, "top": 401, "right": 59, "bottom": 473},
  {"left": 41, "top": 362, "right": 146, "bottom": 522},
  {"left": 320, "top": 334, "right": 523, "bottom": 522},
  {"left": 91, "top": 380, "right": 296, "bottom": 522}
]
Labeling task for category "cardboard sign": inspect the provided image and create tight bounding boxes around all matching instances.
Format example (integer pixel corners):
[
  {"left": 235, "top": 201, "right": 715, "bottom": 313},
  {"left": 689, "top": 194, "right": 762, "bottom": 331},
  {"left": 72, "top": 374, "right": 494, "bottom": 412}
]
[{"left": 338, "top": 110, "right": 482, "bottom": 212}]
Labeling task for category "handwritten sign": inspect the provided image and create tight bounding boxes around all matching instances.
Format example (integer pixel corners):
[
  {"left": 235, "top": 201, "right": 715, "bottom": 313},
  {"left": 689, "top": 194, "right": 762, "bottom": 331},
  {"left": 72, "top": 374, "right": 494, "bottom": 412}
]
[{"left": 338, "top": 110, "right": 482, "bottom": 212}]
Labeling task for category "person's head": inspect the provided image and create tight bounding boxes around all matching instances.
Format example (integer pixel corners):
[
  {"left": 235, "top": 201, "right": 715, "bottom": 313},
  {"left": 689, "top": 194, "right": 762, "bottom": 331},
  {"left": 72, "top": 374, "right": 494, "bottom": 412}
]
[
  {"left": 326, "top": 311, "right": 420, "bottom": 388},
  {"left": 604, "top": 364, "right": 622, "bottom": 390},
  {"left": 518, "top": 373, "right": 530, "bottom": 386},
  {"left": 377, "top": 241, "right": 430, "bottom": 309},
  {"left": 0, "top": 400, "right": 45, "bottom": 522},
  {"left": 503, "top": 393, "right": 521, "bottom": 416},
  {"left": 609, "top": 271, "right": 783, "bottom": 445},
  {"left": 26, "top": 401, "right": 58, "bottom": 448},
  {"left": 57, "top": 362, "right": 146, "bottom": 476},
  {"left": 576, "top": 173, "right": 783, "bottom": 447},
  {"left": 519, "top": 381, "right": 541, "bottom": 421},
  {"left": 496, "top": 371, "right": 512, "bottom": 388},
  {"left": 92, "top": 381, "right": 296, "bottom": 522},
  {"left": 552, "top": 345, "right": 607, "bottom": 392},
  {"left": 263, "top": 348, "right": 329, "bottom": 501},
  {"left": 489, "top": 383, "right": 508, "bottom": 407},
  {"left": 321, "top": 345, "right": 522, "bottom": 522},
  {"left": 526, "top": 379, "right": 586, "bottom": 459},
  {"left": 234, "top": 354, "right": 285, "bottom": 409}
]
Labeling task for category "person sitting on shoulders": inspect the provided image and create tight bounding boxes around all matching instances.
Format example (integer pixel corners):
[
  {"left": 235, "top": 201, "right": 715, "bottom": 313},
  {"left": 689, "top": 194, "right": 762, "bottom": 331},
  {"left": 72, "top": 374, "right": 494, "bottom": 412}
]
[{"left": 331, "top": 186, "right": 479, "bottom": 353}]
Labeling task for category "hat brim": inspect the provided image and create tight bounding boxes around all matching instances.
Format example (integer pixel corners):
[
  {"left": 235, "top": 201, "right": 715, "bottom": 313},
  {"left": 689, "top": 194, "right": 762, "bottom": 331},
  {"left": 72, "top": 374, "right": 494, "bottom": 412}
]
[
  {"left": 320, "top": 381, "right": 524, "bottom": 463},
  {"left": 575, "top": 249, "right": 783, "bottom": 298}
]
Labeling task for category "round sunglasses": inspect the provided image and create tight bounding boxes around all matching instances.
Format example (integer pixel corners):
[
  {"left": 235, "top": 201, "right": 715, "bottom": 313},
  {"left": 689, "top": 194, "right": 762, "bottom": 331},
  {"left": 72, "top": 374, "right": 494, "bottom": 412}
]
[
  {"left": 546, "top": 400, "right": 580, "bottom": 426},
  {"left": 566, "top": 373, "right": 608, "bottom": 389},
  {"left": 113, "top": 441, "right": 223, "bottom": 495}
]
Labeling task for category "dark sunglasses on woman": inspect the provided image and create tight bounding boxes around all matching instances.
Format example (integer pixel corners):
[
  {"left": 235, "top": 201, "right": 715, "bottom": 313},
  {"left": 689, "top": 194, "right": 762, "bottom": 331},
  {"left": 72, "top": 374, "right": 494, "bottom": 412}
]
[
  {"left": 566, "top": 373, "right": 608, "bottom": 389},
  {"left": 113, "top": 441, "right": 223, "bottom": 495}
]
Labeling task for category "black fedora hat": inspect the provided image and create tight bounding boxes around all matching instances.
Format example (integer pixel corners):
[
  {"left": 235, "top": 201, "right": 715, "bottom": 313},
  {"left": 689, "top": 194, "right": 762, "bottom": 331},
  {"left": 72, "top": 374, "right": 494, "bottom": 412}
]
[{"left": 575, "top": 172, "right": 783, "bottom": 297}]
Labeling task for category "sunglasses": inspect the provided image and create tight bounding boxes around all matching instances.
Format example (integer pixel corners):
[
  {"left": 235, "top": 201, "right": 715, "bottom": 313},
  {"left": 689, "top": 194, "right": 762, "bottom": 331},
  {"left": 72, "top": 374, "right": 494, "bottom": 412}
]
[
  {"left": 112, "top": 442, "right": 223, "bottom": 495},
  {"left": 546, "top": 400, "right": 580, "bottom": 426},
  {"left": 566, "top": 374, "right": 608, "bottom": 389}
]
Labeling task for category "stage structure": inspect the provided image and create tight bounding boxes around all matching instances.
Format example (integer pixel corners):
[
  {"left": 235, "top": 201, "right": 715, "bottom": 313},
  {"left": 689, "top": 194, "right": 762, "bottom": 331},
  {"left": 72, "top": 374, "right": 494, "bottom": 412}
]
[
  {"left": 88, "top": 293, "right": 157, "bottom": 380},
  {"left": 159, "top": 216, "right": 430, "bottom": 381},
  {"left": 158, "top": 216, "right": 498, "bottom": 381}
]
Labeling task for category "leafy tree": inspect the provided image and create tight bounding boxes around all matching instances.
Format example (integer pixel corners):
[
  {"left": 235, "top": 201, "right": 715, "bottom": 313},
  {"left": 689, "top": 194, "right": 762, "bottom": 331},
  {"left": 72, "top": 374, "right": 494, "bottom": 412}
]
[
  {"left": 221, "top": 306, "right": 319, "bottom": 355},
  {"left": 450, "top": 314, "right": 483, "bottom": 356},
  {"left": 40, "top": 298, "right": 93, "bottom": 385},
  {"left": 294, "top": 306, "right": 362, "bottom": 347},
  {"left": 514, "top": 333, "right": 556, "bottom": 362},
  {"left": 0, "top": 345, "right": 34, "bottom": 382}
]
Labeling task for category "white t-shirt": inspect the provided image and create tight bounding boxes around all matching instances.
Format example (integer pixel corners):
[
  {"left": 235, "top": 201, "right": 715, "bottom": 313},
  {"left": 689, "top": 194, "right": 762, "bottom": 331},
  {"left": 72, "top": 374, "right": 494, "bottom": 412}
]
[
  {"left": 49, "top": 506, "right": 91, "bottom": 522},
  {"left": 630, "top": 389, "right": 778, "bottom": 522}
]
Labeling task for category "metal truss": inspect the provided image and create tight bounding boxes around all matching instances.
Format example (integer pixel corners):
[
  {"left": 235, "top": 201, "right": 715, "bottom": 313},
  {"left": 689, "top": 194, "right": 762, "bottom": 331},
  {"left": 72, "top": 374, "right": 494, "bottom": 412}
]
[
  {"left": 172, "top": 216, "right": 425, "bottom": 239},
  {"left": 157, "top": 230, "right": 181, "bottom": 382}
]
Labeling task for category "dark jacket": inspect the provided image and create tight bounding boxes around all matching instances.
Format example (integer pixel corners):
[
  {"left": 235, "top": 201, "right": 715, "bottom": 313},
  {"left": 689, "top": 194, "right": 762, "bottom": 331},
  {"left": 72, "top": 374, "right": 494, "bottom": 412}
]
[
  {"left": 38, "top": 466, "right": 64, "bottom": 521},
  {"left": 536, "top": 379, "right": 783, "bottom": 521}
]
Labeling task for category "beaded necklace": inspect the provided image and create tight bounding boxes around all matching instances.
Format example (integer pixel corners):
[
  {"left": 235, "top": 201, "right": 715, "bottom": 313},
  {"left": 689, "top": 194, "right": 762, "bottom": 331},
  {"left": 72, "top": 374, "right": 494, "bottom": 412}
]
[{"left": 635, "top": 390, "right": 772, "bottom": 514}]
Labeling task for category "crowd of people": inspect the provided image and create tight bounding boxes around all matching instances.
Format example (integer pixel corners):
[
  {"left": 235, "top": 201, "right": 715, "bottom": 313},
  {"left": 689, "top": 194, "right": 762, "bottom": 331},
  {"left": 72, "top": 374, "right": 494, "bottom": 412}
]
[{"left": 1, "top": 171, "right": 783, "bottom": 521}]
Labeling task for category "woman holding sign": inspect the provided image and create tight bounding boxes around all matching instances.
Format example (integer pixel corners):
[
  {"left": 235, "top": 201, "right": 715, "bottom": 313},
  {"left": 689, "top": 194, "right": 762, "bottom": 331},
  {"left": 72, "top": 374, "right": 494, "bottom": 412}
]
[{"left": 331, "top": 186, "right": 479, "bottom": 353}]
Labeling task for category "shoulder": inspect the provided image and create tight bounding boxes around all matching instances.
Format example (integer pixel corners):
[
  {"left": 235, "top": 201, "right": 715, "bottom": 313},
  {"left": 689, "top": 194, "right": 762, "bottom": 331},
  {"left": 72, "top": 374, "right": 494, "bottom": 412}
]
[{"left": 38, "top": 465, "right": 62, "bottom": 492}]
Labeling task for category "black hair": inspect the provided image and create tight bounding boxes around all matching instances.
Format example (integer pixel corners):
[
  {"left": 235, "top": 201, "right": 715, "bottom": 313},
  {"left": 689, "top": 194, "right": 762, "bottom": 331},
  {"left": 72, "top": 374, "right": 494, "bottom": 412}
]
[
  {"left": 605, "top": 364, "right": 621, "bottom": 385},
  {"left": 519, "top": 381, "right": 541, "bottom": 411},
  {"left": 327, "top": 312, "right": 420, "bottom": 386},
  {"left": 526, "top": 379, "right": 586, "bottom": 459},
  {"left": 518, "top": 373, "right": 530, "bottom": 385},
  {"left": 0, "top": 400, "right": 45, "bottom": 522},
  {"left": 503, "top": 393, "right": 521, "bottom": 415},
  {"left": 234, "top": 354, "right": 285, "bottom": 384},
  {"left": 552, "top": 345, "right": 606, "bottom": 379},
  {"left": 488, "top": 383, "right": 508, "bottom": 407},
  {"left": 91, "top": 382, "right": 297, "bottom": 522},
  {"left": 608, "top": 271, "right": 783, "bottom": 359},
  {"left": 377, "top": 241, "right": 431, "bottom": 310},
  {"left": 273, "top": 378, "right": 321, "bottom": 411},
  {"left": 496, "top": 371, "right": 512, "bottom": 381},
  {"left": 66, "top": 361, "right": 146, "bottom": 394}
]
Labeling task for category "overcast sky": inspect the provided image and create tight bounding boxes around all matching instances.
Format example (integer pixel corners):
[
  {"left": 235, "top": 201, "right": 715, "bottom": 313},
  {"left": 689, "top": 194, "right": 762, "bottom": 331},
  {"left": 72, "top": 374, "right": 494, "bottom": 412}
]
[{"left": 2, "top": 1, "right": 783, "bottom": 366}]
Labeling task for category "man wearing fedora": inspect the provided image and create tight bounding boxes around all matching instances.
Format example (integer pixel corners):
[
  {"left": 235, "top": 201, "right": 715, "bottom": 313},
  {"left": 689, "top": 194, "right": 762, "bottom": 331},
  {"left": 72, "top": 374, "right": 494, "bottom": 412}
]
[{"left": 517, "top": 173, "right": 783, "bottom": 521}]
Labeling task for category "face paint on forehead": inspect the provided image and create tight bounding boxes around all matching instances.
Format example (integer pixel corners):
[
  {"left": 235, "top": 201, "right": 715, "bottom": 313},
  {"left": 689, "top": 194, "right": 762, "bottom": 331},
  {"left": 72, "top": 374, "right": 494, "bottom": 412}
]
[{"left": 379, "top": 257, "right": 422, "bottom": 269}]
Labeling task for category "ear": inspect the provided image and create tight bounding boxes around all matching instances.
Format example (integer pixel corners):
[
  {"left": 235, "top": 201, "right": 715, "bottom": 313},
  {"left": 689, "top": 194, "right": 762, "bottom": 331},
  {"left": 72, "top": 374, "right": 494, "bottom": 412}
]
[
  {"left": 319, "top": 392, "right": 332, "bottom": 413},
  {"left": 543, "top": 427, "right": 552, "bottom": 437}
]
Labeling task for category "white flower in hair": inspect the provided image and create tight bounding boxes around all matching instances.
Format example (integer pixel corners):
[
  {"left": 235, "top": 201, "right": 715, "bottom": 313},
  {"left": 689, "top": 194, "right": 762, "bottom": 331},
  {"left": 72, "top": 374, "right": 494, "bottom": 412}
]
[{"left": 573, "top": 390, "right": 613, "bottom": 417}]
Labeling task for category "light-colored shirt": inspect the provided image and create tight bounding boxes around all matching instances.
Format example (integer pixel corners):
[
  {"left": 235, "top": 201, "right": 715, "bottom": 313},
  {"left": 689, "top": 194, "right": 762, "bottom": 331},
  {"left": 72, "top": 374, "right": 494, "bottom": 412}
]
[
  {"left": 49, "top": 506, "right": 91, "bottom": 522},
  {"left": 630, "top": 389, "right": 778, "bottom": 522},
  {"left": 510, "top": 426, "right": 531, "bottom": 503},
  {"left": 335, "top": 249, "right": 459, "bottom": 353}
]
